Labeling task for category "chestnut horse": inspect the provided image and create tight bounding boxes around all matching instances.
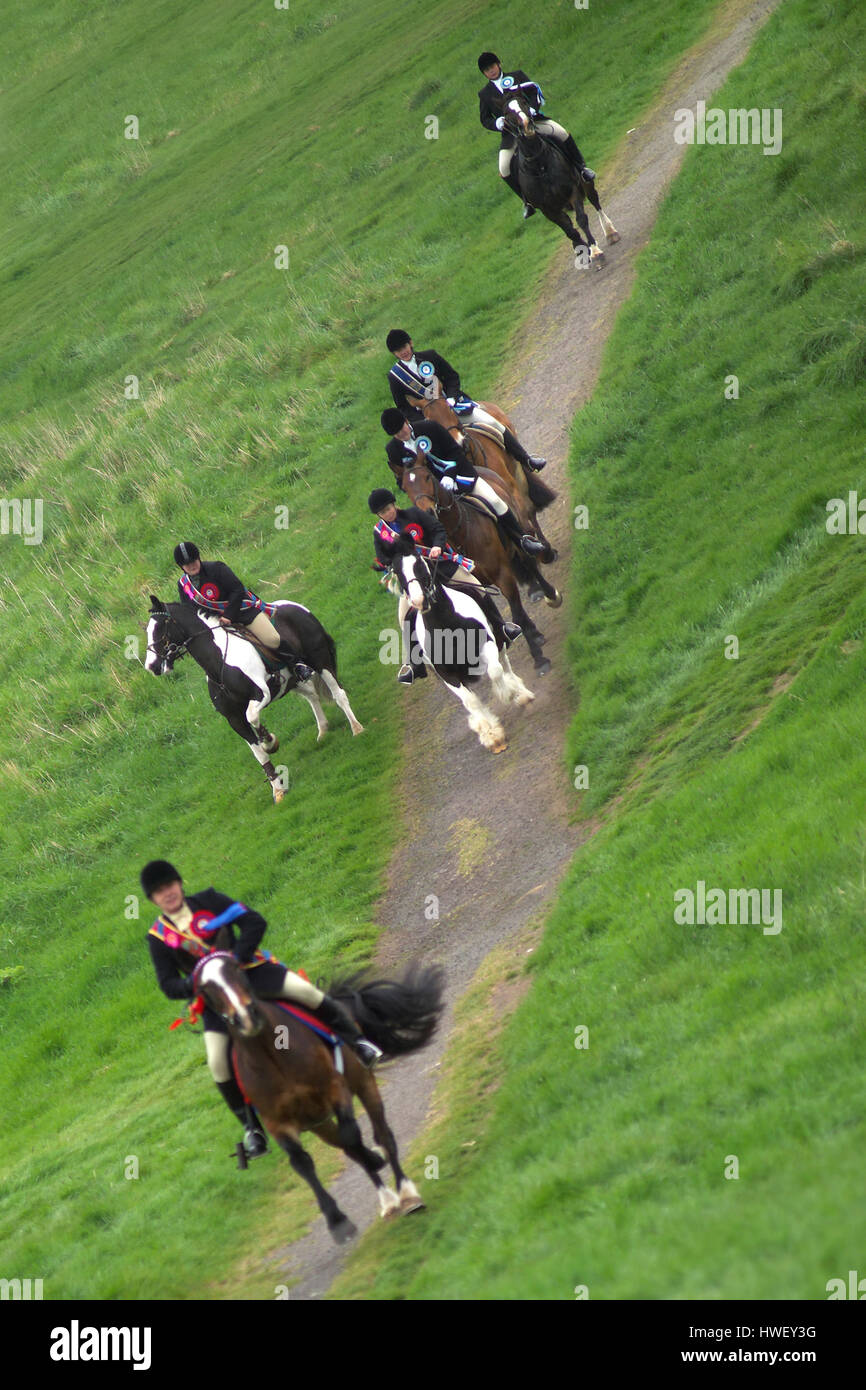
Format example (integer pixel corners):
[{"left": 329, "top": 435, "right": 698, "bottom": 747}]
[
  {"left": 193, "top": 950, "right": 445, "bottom": 1244},
  {"left": 417, "top": 394, "right": 558, "bottom": 559}
]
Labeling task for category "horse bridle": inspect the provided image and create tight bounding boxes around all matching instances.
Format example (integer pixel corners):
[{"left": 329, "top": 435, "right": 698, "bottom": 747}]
[{"left": 148, "top": 608, "right": 230, "bottom": 690}]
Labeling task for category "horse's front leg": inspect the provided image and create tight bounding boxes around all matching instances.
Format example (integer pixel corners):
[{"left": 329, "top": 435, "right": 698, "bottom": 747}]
[
  {"left": 210, "top": 685, "right": 285, "bottom": 802},
  {"left": 273, "top": 1132, "right": 357, "bottom": 1245}
]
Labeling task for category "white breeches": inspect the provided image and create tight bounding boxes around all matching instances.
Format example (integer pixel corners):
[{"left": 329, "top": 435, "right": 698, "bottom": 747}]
[{"left": 470, "top": 476, "right": 507, "bottom": 516}]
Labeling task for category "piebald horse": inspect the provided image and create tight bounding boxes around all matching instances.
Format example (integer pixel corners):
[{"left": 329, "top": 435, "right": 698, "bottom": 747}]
[
  {"left": 391, "top": 531, "right": 534, "bottom": 751},
  {"left": 145, "top": 597, "right": 363, "bottom": 802}
]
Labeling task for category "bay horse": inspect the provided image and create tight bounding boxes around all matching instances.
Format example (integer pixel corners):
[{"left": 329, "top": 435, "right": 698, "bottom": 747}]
[
  {"left": 391, "top": 532, "right": 534, "bottom": 752},
  {"left": 417, "top": 394, "right": 558, "bottom": 560},
  {"left": 399, "top": 460, "right": 560, "bottom": 675},
  {"left": 500, "top": 89, "right": 619, "bottom": 266},
  {"left": 193, "top": 950, "right": 445, "bottom": 1243},
  {"left": 144, "top": 597, "right": 363, "bottom": 802}
]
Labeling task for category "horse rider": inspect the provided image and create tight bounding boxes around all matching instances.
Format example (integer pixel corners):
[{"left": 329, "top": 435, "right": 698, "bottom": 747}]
[
  {"left": 385, "top": 328, "right": 546, "bottom": 472},
  {"left": 477, "top": 52, "right": 595, "bottom": 218},
  {"left": 142, "top": 859, "right": 383, "bottom": 1157},
  {"left": 368, "top": 488, "right": 521, "bottom": 684},
  {"left": 380, "top": 408, "right": 546, "bottom": 558},
  {"left": 173, "top": 541, "right": 313, "bottom": 681}
]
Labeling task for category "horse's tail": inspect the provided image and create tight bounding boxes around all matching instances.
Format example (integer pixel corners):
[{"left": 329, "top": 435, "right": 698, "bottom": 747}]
[
  {"left": 526, "top": 473, "right": 557, "bottom": 511},
  {"left": 328, "top": 963, "right": 445, "bottom": 1057}
]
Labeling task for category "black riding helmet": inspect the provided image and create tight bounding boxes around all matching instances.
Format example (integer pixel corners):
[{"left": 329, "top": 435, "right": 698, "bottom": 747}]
[
  {"left": 141, "top": 860, "right": 182, "bottom": 897},
  {"left": 368, "top": 489, "right": 397, "bottom": 513},
  {"left": 478, "top": 52, "right": 500, "bottom": 73},
  {"left": 173, "top": 541, "right": 200, "bottom": 566}
]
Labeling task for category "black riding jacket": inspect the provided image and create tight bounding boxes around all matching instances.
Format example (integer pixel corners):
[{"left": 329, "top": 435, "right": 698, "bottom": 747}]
[
  {"left": 177, "top": 560, "right": 259, "bottom": 625},
  {"left": 385, "top": 421, "right": 478, "bottom": 488},
  {"left": 373, "top": 506, "right": 454, "bottom": 573},
  {"left": 147, "top": 889, "right": 268, "bottom": 1000},
  {"left": 388, "top": 349, "right": 462, "bottom": 421},
  {"left": 479, "top": 70, "right": 545, "bottom": 148}
]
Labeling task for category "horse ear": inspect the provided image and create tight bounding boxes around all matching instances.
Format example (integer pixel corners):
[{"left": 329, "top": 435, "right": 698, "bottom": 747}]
[
  {"left": 214, "top": 926, "right": 232, "bottom": 952},
  {"left": 150, "top": 595, "right": 167, "bottom": 612}
]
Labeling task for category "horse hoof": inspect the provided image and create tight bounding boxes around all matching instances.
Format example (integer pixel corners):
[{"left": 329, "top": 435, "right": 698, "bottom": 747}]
[
  {"left": 606, "top": 231, "right": 621, "bottom": 244},
  {"left": 331, "top": 1217, "right": 358, "bottom": 1245},
  {"left": 534, "top": 658, "right": 552, "bottom": 677},
  {"left": 272, "top": 785, "right": 285, "bottom": 803},
  {"left": 351, "top": 723, "right": 365, "bottom": 736},
  {"left": 592, "top": 251, "right": 605, "bottom": 266},
  {"left": 491, "top": 739, "right": 508, "bottom": 754},
  {"left": 544, "top": 548, "right": 559, "bottom": 564},
  {"left": 544, "top": 589, "right": 563, "bottom": 608},
  {"left": 400, "top": 1197, "right": 426, "bottom": 1216},
  {"left": 264, "top": 736, "right": 279, "bottom": 754}
]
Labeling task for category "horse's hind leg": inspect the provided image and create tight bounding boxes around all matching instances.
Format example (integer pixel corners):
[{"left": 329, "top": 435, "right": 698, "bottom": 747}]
[
  {"left": 582, "top": 178, "right": 620, "bottom": 243},
  {"left": 355, "top": 1072, "right": 424, "bottom": 1216},
  {"left": 326, "top": 1092, "right": 401, "bottom": 1219},
  {"left": 296, "top": 680, "right": 329, "bottom": 741},
  {"left": 274, "top": 1132, "right": 357, "bottom": 1244},
  {"left": 319, "top": 668, "right": 364, "bottom": 735}
]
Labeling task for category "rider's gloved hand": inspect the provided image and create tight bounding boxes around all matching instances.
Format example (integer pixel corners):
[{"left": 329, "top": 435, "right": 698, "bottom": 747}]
[
  {"left": 495, "top": 116, "right": 506, "bottom": 131},
  {"left": 440, "top": 477, "right": 457, "bottom": 492}
]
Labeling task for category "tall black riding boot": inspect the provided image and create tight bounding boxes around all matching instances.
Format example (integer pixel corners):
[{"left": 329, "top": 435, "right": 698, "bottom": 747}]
[
  {"left": 313, "top": 995, "right": 383, "bottom": 1068},
  {"left": 496, "top": 504, "right": 546, "bottom": 556},
  {"left": 215, "top": 1079, "right": 268, "bottom": 1157},
  {"left": 503, "top": 168, "right": 535, "bottom": 217},
  {"left": 503, "top": 427, "right": 546, "bottom": 472},
  {"left": 477, "top": 593, "right": 522, "bottom": 649},
  {"left": 559, "top": 135, "right": 595, "bottom": 181}
]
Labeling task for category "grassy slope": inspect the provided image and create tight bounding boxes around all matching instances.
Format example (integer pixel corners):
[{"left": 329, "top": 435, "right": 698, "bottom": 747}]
[
  {"left": 333, "top": 0, "right": 866, "bottom": 1299},
  {"left": 0, "top": 0, "right": 722, "bottom": 1299}
]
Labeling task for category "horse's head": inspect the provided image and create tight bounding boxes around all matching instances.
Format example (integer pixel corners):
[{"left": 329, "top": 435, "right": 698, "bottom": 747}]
[
  {"left": 192, "top": 951, "right": 265, "bottom": 1039},
  {"left": 145, "top": 597, "right": 213, "bottom": 675},
  {"left": 500, "top": 89, "right": 536, "bottom": 138},
  {"left": 418, "top": 395, "right": 463, "bottom": 440},
  {"left": 400, "top": 462, "right": 438, "bottom": 513},
  {"left": 144, "top": 597, "right": 176, "bottom": 675},
  {"left": 392, "top": 533, "right": 434, "bottom": 612}
]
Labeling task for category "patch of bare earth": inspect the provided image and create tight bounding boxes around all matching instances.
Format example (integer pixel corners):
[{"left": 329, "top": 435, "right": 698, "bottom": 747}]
[{"left": 265, "top": 0, "right": 784, "bottom": 1299}]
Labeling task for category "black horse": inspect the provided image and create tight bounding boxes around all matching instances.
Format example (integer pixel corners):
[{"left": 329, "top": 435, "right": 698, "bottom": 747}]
[
  {"left": 145, "top": 597, "right": 363, "bottom": 802},
  {"left": 500, "top": 90, "right": 619, "bottom": 265}
]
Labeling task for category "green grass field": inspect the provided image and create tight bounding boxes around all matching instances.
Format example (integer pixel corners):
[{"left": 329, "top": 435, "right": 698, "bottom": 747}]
[
  {"left": 0, "top": 0, "right": 727, "bottom": 1299},
  {"left": 332, "top": 0, "right": 866, "bottom": 1299}
]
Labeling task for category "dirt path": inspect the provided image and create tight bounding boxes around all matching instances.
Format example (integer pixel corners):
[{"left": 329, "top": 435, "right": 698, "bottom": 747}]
[{"left": 276, "top": 0, "right": 782, "bottom": 1299}]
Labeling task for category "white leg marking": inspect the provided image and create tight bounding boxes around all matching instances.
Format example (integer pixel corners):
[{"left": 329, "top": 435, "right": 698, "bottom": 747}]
[
  {"left": 378, "top": 1187, "right": 401, "bottom": 1218},
  {"left": 320, "top": 668, "right": 364, "bottom": 734}
]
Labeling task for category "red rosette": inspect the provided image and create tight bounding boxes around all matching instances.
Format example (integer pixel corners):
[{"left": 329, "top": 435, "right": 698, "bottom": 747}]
[
  {"left": 189, "top": 910, "right": 218, "bottom": 939},
  {"left": 200, "top": 582, "right": 220, "bottom": 601},
  {"left": 405, "top": 522, "right": 424, "bottom": 544}
]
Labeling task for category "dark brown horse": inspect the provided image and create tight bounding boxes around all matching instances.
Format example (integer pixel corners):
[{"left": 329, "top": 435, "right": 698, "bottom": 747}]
[
  {"left": 193, "top": 950, "right": 445, "bottom": 1244},
  {"left": 399, "top": 460, "right": 560, "bottom": 675},
  {"left": 418, "top": 395, "right": 558, "bottom": 559},
  {"left": 500, "top": 89, "right": 619, "bottom": 266}
]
